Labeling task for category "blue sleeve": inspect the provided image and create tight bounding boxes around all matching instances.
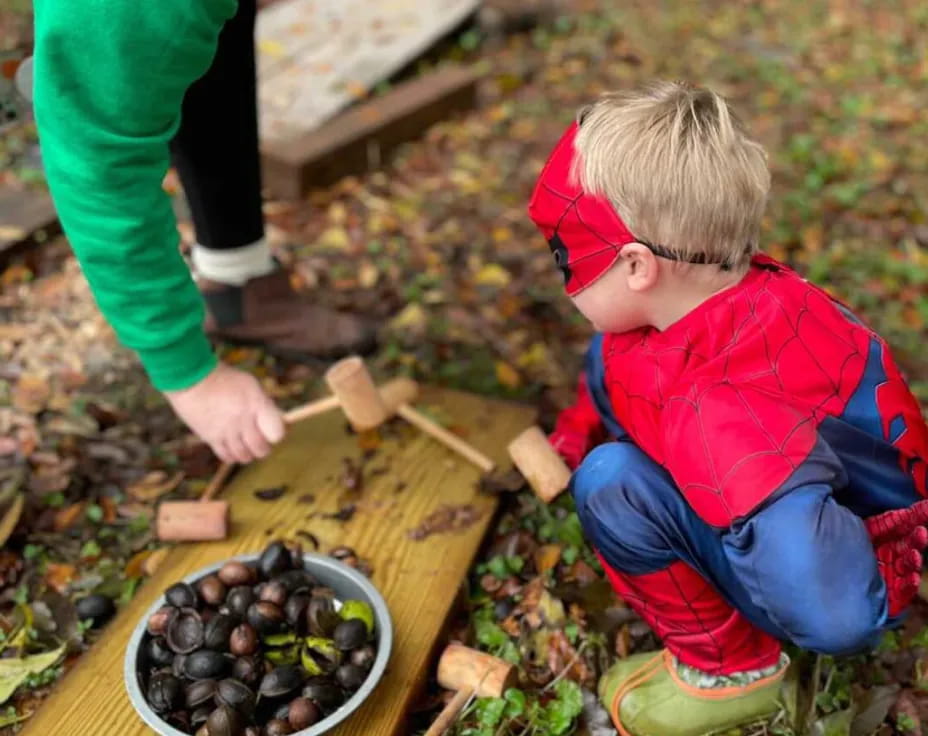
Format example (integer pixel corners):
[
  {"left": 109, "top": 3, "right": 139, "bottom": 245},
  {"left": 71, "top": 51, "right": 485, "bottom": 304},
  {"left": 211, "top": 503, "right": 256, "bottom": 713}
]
[{"left": 722, "top": 483, "right": 888, "bottom": 655}]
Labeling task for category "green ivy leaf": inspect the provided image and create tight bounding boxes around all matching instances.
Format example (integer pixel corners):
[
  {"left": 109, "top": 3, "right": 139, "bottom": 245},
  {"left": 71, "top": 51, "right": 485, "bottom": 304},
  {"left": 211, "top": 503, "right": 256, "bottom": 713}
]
[
  {"left": 564, "top": 621, "right": 580, "bottom": 645},
  {"left": 487, "top": 556, "right": 510, "bottom": 579},
  {"left": 542, "top": 679, "right": 584, "bottom": 734},
  {"left": 80, "top": 540, "right": 101, "bottom": 559},
  {"left": 476, "top": 697, "right": 506, "bottom": 727},
  {"left": 503, "top": 688, "right": 526, "bottom": 718},
  {"left": 475, "top": 619, "right": 510, "bottom": 651},
  {"left": 506, "top": 555, "right": 524, "bottom": 574},
  {"left": 85, "top": 504, "right": 103, "bottom": 523}
]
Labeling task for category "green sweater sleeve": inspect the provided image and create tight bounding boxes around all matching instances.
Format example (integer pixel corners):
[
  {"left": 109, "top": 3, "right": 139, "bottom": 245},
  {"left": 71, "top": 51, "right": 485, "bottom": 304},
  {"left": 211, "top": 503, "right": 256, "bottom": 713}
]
[{"left": 33, "top": 0, "right": 237, "bottom": 391}]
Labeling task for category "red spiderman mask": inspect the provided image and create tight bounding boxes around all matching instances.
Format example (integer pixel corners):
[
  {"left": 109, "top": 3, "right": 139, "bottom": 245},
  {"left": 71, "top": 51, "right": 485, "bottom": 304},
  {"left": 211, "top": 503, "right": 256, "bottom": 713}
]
[
  {"left": 528, "top": 121, "right": 732, "bottom": 296},
  {"left": 528, "top": 122, "right": 635, "bottom": 296}
]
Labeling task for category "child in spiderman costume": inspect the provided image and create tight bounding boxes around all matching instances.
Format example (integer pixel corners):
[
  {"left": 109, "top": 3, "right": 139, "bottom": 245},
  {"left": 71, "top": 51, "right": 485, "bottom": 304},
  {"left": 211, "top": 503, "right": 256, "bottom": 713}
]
[{"left": 528, "top": 82, "right": 928, "bottom": 736}]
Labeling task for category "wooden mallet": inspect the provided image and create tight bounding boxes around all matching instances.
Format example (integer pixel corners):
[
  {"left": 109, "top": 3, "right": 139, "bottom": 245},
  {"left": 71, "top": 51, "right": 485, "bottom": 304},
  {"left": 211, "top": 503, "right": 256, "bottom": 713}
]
[
  {"left": 324, "top": 356, "right": 496, "bottom": 473},
  {"left": 424, "top": 644, "right": 516, "bottom": 736},
  {"left": 155, "top": 376, "right": 419, "bottom": 542},
  {"left": 507, "top": 426, "right": 572, "bottom": 503}
]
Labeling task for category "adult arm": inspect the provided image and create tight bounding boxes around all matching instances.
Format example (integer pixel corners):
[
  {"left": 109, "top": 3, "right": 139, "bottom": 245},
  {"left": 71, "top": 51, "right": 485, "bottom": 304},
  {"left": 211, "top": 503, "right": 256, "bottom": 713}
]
[{"left": 33, "top": 0, "right": 236, "bottom": 390}]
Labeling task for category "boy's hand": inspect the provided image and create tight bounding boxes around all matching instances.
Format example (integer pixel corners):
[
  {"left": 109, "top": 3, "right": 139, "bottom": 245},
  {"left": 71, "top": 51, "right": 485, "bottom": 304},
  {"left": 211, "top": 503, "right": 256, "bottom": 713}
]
[
  {"left": 866, "top": 500, "right": 928, "bottom": 545},
  {"left": 866, "top": 500, "right": 928, "bottom": 617},
  {"left": 549, "top": 429, "right": 588, "bottom": 470},
  {"left": 164, "top": 362, "right": 285, "bottom": 464}
]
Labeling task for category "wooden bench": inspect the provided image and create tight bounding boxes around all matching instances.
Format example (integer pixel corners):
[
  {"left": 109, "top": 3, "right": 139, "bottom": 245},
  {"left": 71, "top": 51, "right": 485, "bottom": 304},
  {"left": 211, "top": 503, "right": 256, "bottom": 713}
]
[{"left": 21, "top": 386, "right": 533, "bottom": 736}]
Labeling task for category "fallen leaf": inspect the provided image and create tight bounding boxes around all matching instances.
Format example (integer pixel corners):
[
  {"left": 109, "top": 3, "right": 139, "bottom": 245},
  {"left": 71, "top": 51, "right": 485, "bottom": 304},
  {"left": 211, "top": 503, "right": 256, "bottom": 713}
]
[
  {"left": 475, "top": 263, "right": 512, "bottom": 287},
  {"left": 12, "top": 374, "right": 50, "bottom": 414},
  {"left": 537, "top": 590, "right": 566, "bottom": 626},
  {"left": 358, "top": 260, "right": 379, "bottom": 288},
  {"left": 0, "top": 643, "right": 65, "bottom": 705},
  {"left": 319, "top": 226, "right": 350, "bottom": 251},
  {"left": 851, "top": 684, "right": 900, "bottom": 736},
  {"left": 407, "top": 504, "right": 483, "bottom": 541},
  {"left": 43, "top": 564, "right": 77, "bottom": 594},
  {"left": 124, "top": 550, "right": 153, "bottom": 579},
  {"left": 0, "top": 325, "right": 31, "bottom": 341},
  {"left": 127, "top": 471, "right": 183, "bottom": 502},
  {"left": 53, "top": 503, "right": 86, "bottom": 532},
  {"left": 389, "top": 303, "right": 427, "bottom": 335},
  {"left": 0, "top": 494, "right": 24, "bottom": 547},
  {"left": 615, "top": 624, "right": 631, "bottom": 658},
  {"left": 534, "top": 544, "right": 562, "bottom": 575},
  {"left": 100, "top": 496, "right": 117, "bottom": 524},
  {"left": 254, "top": 485, "right": 288, "bottom": 501},
  {"left": 495, "top": 361, "right": 522, "bottom": 389},
  {"left": 142, "top": 548, "right": 170, "bottom": 577}
]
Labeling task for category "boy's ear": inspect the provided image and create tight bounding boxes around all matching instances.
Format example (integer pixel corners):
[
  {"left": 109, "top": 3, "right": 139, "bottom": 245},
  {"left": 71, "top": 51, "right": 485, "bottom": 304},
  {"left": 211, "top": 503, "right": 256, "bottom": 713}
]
[{"left": 622, "top": 243, "right": 659, "bottom": 292}]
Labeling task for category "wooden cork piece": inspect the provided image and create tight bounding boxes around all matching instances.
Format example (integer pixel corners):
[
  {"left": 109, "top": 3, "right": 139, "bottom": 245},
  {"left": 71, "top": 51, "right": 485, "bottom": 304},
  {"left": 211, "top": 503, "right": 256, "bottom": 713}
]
[
  {"left": 155, "top": 500, "right": 228, "bottom": 542},
  {"left": 325, "top": 356, "right": 390, "bottom": 432},
  {"left": 507, "top": 426, "right": 572, "bottom": 503}
]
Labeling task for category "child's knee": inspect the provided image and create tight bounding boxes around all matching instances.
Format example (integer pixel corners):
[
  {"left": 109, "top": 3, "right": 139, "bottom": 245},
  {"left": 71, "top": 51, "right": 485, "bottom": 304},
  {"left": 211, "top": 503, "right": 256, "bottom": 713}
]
[
  {"left": 790, "top": 593, "right": 885, "bottom": 655},
  {"left": 570, "top": 442, "right": 663, "bottom": 516}
]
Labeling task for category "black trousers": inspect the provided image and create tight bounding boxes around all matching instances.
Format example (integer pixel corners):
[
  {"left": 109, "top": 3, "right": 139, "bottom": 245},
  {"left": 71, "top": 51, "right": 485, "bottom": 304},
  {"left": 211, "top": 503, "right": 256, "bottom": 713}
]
[{"left": 170, "top": 0, "right": 263, "bottom": 250}]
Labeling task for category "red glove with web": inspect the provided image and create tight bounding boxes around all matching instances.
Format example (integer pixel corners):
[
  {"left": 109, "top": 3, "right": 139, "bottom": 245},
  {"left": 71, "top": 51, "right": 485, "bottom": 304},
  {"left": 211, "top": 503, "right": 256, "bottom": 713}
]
[{"left": 866, "top": 499, "right": 928, "bottom": 617}]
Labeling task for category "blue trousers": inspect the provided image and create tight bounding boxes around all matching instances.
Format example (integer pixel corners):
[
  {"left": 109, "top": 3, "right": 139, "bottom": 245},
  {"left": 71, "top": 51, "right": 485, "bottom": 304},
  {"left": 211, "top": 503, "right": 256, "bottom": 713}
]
[{"left": 571, "top": 441, "right": 890, "bottom": 657}]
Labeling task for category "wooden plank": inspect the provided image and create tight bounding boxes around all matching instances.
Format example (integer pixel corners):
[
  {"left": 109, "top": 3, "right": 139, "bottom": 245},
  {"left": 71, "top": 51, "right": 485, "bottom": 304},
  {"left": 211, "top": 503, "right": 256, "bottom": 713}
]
[
  {"left": 21, "top": 386, "right": 534, "bottom": 736},
  {"left": 261, "top": 65, "right": 478, "bottom": 199},
  {"left": 256, "top": 0, "right": 480, "bottom": 146}
]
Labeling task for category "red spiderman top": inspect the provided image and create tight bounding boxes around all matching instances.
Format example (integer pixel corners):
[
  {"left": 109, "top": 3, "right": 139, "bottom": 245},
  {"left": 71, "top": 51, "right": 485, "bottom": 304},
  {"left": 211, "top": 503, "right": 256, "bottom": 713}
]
[{"left": 529, "top": 121, "right": 928, "bottom": 528}]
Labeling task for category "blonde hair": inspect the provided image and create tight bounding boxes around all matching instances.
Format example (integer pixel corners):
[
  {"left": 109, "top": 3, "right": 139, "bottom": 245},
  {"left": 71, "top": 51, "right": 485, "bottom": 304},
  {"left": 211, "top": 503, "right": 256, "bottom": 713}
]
[{"left": 572, "top": 81, "right": 770, "bottom": 268}]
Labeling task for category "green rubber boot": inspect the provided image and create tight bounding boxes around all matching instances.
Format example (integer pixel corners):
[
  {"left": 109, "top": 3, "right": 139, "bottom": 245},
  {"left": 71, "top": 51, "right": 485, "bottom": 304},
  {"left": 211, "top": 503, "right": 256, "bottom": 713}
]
[{"left": 598, "top": 650, "right": 786, "bottom": 736}]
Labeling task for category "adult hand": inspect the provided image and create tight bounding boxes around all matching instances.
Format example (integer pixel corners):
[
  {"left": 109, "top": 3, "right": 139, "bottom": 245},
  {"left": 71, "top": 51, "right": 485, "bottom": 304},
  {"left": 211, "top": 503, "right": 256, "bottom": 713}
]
[{"left": 164, "top": 362, "right": 285, "bottom": 464}]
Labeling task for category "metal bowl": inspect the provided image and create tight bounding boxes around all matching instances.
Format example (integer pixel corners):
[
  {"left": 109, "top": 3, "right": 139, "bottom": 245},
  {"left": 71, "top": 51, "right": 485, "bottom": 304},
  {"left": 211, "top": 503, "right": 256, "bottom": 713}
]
[{"left": 124, "top": 552, "right": 393, "bottom": 735}]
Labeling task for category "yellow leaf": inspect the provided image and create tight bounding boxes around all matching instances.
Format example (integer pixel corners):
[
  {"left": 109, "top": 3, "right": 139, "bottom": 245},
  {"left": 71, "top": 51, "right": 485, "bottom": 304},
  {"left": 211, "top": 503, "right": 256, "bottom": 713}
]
[
  {"left": 12, "top": 374, "right": 50, "bottom": 414},
  {"left": 389, "top": 303, "right": 427, "bottom": 333},
  {"left": 127, "top": 471, "right": 184, "bottom": 502},
  {"left": 319, "top": 227, "right": 350, "bottom": 251},
  {"left": 534, "top": 544, "right": 562, "bottom": 574},
  {"left": 142, "top": 547, "right": 170, "bottom": 577},
  {"left": 801, "top": 223, "right": 824, "bottom": 253},
  {"left": 0, "top": 644, "right": 66, "bottom": 705},
  {"left": 358, "top": 260, "right": 379, "bottom": 288},
  {"left": 0, "top": 494, "right": 23, "bottom": 548},
  {"left": 495, "top": 362, "right": 522, "bottom": 389},
  {"left": 492, "top": 227, "right": 513, "bottom": 244},
  {"left": 475, "top": 263, "right": 511, "bottom": 287},
  {"left": 516, "top": 342, "right": 552, "bottom": 369}
]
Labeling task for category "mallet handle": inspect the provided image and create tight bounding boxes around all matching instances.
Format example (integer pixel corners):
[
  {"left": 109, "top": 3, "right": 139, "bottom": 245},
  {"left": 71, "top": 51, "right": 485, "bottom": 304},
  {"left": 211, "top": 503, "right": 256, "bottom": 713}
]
[
  {"left": 199, "top": 378, "right": 421, "bottom": 502},
  {"left": 396, "top": 404, "right": 495, "bottom": 473},
  {"left": 424, "top": 688, "right": 472, "bottom": 736}
]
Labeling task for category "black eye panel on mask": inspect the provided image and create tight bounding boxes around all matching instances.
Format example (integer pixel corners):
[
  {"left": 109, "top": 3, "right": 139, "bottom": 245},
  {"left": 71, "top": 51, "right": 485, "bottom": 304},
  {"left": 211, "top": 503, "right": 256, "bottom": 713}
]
[{"left": 547, "top": 232, "right": 572, "bottom": 285}]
